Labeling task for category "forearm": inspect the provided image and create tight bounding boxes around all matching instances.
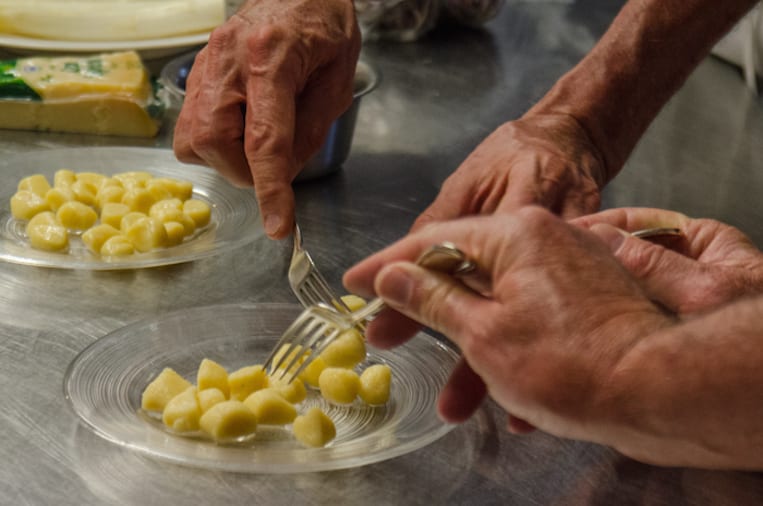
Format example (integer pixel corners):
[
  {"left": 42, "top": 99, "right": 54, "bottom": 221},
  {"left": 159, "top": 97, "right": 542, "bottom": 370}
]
[
  {"left": 528, "top": 0, "right": 758, "bottom": 181},
  {"left": 603, "top": 295, "right": 763, "bottom": 469}
]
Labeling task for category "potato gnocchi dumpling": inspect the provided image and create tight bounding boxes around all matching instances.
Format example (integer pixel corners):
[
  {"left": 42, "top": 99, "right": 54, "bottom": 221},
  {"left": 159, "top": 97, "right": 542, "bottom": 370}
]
[
  {"left": 359, "top": 364, "right": 392, "bottom": 405},
  {"left": 298, "top": 355, "right": 327, "bottom": 388},
  {"left": 100, "top": 234, "right": 135, "bottom": 256},
  {"left": 340, "top": 294, "right": 367, "bottom": 312},
  {"left": 141, "top": 367, "right": 193, "bottom": 412},
  {"left": 9, "top": 170, "right": 212, "bottom": 257},
  {"left": 141, "top": 333, "right": 393, "bottom": 449},
  {"left": 162, "top": 386, "right": 202, "bottom": 432},
  {"left": 197, "top": 388, "right": 226, "bottom": 413},
  {"left": 268, "top": 374, "right": 307, "bottom": 404},
  {"left": 18, "top": 174, "right": 51, "bottom": 197},
  {"left": 26, "top": 211, "right": 69, "bottom": 252},
  {"left": 81, "top": 224, "right": 121, "bottom": 254},
  {"left": 11, "top": 190, "right": 49, "bottom": 220},
  {"left": 125, "top": 216, "right": 168, "bottom": 252},
  {"left": 319, "top": 328, "right": 367, "bottom": 369},
  {"left": 228, "top": 365, "right": 268, "bottom": 401},
  {"left": 243, "top": 389, "right": 297, "bottom": 425},
  {"left": 292, "top": 407, "right": 336, "bottom": 448},
  {"left": 318, "top": 367, "right": 361, "bottom": 405},
  {"left": 199, "top": 400, "right": 258, "bottom": 442},
  {"left": 197, "top": 358, "right": 230, "bottom": 398},
  {"left": 56, "top": 201, "right": 98, "bottom": 230},
  {"left": 99, "top": 203, "right": 130, "bottom": 230}
]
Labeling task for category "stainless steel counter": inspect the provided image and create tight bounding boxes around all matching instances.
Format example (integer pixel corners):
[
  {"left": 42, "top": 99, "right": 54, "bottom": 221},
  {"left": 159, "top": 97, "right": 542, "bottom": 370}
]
[{"left": 2, "top": 1, "right": 763, "bottom": 504}]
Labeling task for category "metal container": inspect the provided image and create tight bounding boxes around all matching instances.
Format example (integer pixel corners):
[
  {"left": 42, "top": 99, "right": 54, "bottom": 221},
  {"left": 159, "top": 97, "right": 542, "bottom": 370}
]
[{"left": 160, "top": 51, "right": 379, "bottom": 181}]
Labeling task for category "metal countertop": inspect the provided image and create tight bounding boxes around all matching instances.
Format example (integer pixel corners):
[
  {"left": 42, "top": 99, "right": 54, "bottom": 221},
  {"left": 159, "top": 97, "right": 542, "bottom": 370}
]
[{"left": 1, "top": 1, "right": 762, "bottom": 504}]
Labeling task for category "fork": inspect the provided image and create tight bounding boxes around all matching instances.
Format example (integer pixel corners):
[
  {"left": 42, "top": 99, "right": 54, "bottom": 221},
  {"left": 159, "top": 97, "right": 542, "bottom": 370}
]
[
  {"left": 631, "top": 227, "right": 682, "bottom": 239},
  {"left": 265, "top": 242, "right": 476, "bottom": 382},
  {"left": 288, "top": 222, "right": 352, "bottom": 313}
]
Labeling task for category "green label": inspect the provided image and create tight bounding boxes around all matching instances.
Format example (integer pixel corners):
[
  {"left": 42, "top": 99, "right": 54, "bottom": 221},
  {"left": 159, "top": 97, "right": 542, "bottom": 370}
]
[{"left": 0, "top": 59, "right": 41, "bottom": 101}]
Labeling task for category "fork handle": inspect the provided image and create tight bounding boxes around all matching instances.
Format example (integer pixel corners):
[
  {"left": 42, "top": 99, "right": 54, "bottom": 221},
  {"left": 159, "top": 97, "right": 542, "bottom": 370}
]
[{"left": 353, "top": 242, "right": 475, "bottom": 323}]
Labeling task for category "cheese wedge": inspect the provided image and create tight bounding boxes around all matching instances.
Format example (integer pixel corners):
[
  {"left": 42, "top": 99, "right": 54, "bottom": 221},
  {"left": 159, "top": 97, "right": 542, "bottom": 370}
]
[{"left": 0, "top": 51, "right": 164, "bottom": 137}]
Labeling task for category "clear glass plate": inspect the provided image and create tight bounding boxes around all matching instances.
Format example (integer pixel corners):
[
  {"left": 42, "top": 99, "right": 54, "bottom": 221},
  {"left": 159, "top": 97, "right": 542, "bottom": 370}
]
[
  {"left": 63, "top": 303, "right": 459, "bottom": 473},
  {"left": 0, "top": 147, "right": 261, "bottom": 270}
]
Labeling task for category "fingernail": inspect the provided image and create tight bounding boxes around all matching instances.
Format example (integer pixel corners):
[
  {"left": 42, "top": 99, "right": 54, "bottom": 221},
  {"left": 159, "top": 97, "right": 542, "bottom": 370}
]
[
  {"left": 377, "top": 265, "right": 414, "bottom": 306},
  {"left": 264, "top": 214, "right": 282, "bottom": 237}
]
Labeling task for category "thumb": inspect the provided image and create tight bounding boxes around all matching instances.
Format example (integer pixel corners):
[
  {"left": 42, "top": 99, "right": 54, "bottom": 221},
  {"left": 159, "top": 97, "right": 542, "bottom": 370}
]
[
  {"left": 589, "top": 223, "right": 707, "bottom": 314},
  {"left": 374, "top": 262, "right": 486, "bottom": 341}
]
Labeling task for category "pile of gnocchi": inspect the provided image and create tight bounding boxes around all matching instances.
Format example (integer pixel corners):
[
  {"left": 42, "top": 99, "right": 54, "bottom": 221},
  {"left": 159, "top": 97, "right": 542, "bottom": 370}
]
[
  {"left": 141, "top": 295, "right": 393, "bottom": 448},
  {"left": 9, "top": 170, "right": 212, "bottom": 256}
]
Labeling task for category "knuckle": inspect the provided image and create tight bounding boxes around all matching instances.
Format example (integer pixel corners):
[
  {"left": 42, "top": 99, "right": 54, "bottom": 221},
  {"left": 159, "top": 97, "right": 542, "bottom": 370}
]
[
  {"left": 457, "top": 319, "right": 494, "bottom": 360},
  {"left": 244, "top": 119, "right": 294, "bottom": 163},
  {"left": 515, "top": 205, "right": 556, "bottom": 227},
  {"left": 618, "top": 242, "right": 668, "bottom": 279}
]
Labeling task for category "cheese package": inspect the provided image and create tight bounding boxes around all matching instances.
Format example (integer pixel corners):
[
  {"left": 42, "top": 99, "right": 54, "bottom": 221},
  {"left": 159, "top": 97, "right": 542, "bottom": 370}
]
[{"left": 0, "top": 51, "right": 165, "bottom": 137}]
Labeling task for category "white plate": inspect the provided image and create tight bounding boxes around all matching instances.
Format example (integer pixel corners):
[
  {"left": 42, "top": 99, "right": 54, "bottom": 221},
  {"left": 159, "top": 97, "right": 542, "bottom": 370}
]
[
  {"left": 0, "top": 32, "right": 209, "bottom": 59},
  {"left": 64, "top": 303, "right": 459, "bottom": 473},
  {"left": 0, "top": 147, "right": 262, "bottom": 270}
]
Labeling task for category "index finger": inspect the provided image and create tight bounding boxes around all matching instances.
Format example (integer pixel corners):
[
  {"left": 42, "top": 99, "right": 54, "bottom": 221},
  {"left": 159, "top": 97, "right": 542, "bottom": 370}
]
[
  {"left": 343, "top": 216, "right": 497, "bottom": 298},
  {"left": 571, "top": 207, "right": 690, "bottom": 233},
  {"left": 243, "top": 67, "right": 299, "bottom": 239},
  {"left": 173, "top": 49, "right": 252, "bottom": 186}
]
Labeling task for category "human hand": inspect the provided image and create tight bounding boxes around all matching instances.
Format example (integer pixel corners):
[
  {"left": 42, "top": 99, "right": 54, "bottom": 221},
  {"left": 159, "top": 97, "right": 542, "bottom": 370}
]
[
  {"left": 572, "top": 208, "right": 763, "bottom": 315},
  {"left": 411, "top": 112, "right": 607, "bottom": 233},
  {"left": 343, "top": 207, "right": 673, "bottom": 440},
  {"left": 173, "top": 0, "right": 361, "bottom": 239}
]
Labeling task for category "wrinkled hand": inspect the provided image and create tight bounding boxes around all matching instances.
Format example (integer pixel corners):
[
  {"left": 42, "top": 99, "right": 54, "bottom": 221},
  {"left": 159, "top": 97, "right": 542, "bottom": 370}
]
[
  {"left": 173, "top": 0, "right": 361, "bottom": 239},
  {"left": 573, "top": 208, "right": 763, "bottom": 315},
  {"left": 411, "top": 112, "right": 607, "bottom": 233},
  {"left": 344, "top": 207, "right": 672, "bottom": 440}
]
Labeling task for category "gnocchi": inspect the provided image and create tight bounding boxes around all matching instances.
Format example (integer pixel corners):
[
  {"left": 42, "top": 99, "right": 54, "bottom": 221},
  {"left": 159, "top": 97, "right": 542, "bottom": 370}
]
[
  {"left": 141, "top": 367, "right": 193, "bottom": 412},
  {"left": 319, "top": 328, "right": 366, "bottom": 369},
  {"left": 318, "top": 367, "right": 361, "bottom": 405},
  {"left": 26, "top": 212, "right": 68, "bottom": 252},
  {"left": 162, "top": 386, "right": 202, "bottom": 432},
  {"left": 243, "top": 389, "right": 297, "bottom": 426},
  {"left": 292, "top": 407, "right": 336, "bottom": 448},
  {"left": 9, "top": 170, "right": 212, "bottom": 257},
  {"left": 227, "top": 365, "right": 268, "bottom": 401},
  {"left": 359, "top": 364, "right": 392, "bottom": 405},
  {"left": 197, "top": 388, "right": 226, "bottom": 413},
  {"left": 197, "top": 358, "right": 230, "bottom": 398},
  {"left": 199, "top": 400, "right": 258, "bottom": 442},
  {"left": 141, "top": 300, "right": 393, "bottom": 449}
]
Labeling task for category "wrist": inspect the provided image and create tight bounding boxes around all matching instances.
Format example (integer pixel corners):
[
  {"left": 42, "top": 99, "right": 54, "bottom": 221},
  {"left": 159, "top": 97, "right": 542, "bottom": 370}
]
[
  {"left": 528, "top": 0, "right": 759, "bottom": 185},
  {"left": 595, "top": 297, "right": 763, "bottom": 469}
]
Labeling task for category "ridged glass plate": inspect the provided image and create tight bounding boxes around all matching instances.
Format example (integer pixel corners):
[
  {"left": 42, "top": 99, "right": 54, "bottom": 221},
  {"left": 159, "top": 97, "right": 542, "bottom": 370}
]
[
  {"left": 0, "top": 147, "right": 261, "bottom": 270},
  {"left": 64, "top": 303, "right": 459, "bottom": 473}
]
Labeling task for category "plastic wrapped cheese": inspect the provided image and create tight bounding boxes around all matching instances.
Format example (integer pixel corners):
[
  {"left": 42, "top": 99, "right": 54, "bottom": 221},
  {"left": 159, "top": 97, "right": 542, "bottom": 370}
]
[{"left": 0, "top": 51, "right": 165, "bottom": 137}]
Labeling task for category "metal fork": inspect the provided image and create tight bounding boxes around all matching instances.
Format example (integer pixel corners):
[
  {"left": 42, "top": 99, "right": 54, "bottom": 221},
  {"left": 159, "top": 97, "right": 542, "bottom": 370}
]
[
  {"left": 265, "top": 242, "right": 476, "bottom": 382},
  {"left": 631, "top": 227, "right": 682, "bottom": 239},
  {"left": 288, "top": 222, "right": 351, "bottom": 313}
]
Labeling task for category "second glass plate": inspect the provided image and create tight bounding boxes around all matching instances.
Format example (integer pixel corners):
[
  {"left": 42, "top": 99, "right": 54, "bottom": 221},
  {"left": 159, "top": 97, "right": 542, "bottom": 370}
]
[{"left": 0, "top": 147, "right": 261, "bottom": 270}]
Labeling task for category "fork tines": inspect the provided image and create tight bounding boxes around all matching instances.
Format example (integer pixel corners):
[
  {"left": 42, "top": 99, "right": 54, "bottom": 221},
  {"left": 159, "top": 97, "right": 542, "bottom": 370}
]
[
  {"left": 296, "top": 271, "right": 347, "bottom": 311},
  {"left": 264, "top": 304, "right": 345, "bottom": 382}
]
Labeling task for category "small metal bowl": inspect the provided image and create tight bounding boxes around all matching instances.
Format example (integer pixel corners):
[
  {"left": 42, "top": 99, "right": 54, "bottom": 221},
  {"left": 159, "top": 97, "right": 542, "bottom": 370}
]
[{"left": 160, "top": 51, "right": 379, "bottom": 181}]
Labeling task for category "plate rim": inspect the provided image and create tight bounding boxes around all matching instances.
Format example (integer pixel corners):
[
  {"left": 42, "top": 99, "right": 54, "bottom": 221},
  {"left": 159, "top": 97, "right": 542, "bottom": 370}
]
[{"left": 0, "top": 32, "right": 210, "bottom": 53}]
